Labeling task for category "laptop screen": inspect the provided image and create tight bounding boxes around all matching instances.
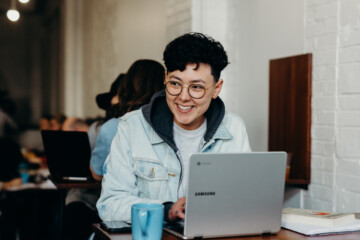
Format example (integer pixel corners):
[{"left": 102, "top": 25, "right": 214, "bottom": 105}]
[{"left": 41, "top": 130, "right": 92, "bottom": 179}]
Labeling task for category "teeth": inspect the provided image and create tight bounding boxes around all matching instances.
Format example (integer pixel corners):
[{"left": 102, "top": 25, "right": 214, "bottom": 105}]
[{"left": 178, "top": 104, "right": 191, "bottom": 110}]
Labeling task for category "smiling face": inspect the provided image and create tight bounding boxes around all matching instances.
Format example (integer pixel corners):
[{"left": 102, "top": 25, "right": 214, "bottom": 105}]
[{"left": 165, "top": 63, "right": 223, "bottom": 130}]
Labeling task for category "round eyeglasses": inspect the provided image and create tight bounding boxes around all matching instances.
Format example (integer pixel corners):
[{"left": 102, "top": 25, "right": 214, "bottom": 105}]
[{"left": 164, "top": 81, "right": 209, "bottom": 99}]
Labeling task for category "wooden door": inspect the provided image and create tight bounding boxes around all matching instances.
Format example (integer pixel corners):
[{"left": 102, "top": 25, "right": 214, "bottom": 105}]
[{"left": 269, "top": 53, "right": 312, "bottom": 188}]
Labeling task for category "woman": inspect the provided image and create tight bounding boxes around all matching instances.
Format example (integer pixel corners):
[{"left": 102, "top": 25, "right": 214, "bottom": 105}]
[
  {"left": 90, "top": 59, "right": 165, "bottom": 180},
  {"left": 63, "top": 60, "right": 164, "bottom": 240}
]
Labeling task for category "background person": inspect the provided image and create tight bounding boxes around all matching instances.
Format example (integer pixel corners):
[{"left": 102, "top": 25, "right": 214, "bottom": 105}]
[
  {"left": 49, "top": 113, "right": 67, "bottom": 130},
  {"left": 39, "top": 114, "right": 52, "bottom": 131},
  {"left": 90, "top": 59, "right": 165, "bottom": 181},
  {"left": 96, "top": 33, "right": 251, "bottom": 223},
  {"left": 62, "top": 117, "right": 89, "bottom": 132},
  {"left": 87, "top": 73, "right": 126, "bottom": 149}
]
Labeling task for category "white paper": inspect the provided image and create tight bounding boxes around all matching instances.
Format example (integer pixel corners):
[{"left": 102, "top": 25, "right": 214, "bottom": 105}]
[{"left": 281, "top": 219, "right": 360, "bottom": 236}]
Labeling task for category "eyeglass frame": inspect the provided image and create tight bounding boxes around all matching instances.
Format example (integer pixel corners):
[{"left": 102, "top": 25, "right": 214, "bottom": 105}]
[{"left": 164, "top": 80, "right": 211, "bottom": 99}]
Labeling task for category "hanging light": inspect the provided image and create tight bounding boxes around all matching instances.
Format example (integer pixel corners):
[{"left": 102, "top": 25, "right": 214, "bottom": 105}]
[
  {"left": 19, "top": 0, "right": 30, "bottom": 3},
  {"left": 7, "top": 9, "right": 20, "bottom": 21},
  {"left": 7, "top": 0, "right": 20, "bottom": 22}
]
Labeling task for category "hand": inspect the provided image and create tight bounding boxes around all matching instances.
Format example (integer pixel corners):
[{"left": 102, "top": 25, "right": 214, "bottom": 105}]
[
  {"left": 3, "top": 178, "right": 22, "bottom": 190},
  {"left": 168, "top": 197, "right": 186, "bottom": 221}
]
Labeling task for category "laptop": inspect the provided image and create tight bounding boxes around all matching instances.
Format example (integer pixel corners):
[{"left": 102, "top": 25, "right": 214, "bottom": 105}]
[
  {"left": 41, "top": 130, "right": 92, "bottom": 182},
  {"left": 164, "top": 152, "right": 287, "bottom": 239}
]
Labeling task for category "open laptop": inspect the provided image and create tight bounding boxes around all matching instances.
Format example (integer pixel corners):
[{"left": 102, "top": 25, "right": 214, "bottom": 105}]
[
  {"left": 41, "top": 130, "right": 92, "bottom": 182},
  {"left": 164, "top": 152, "right": 287, "bottom": 239}
]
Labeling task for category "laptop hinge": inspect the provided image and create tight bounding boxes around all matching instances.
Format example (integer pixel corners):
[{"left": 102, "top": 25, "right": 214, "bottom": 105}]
[
  {"left": 262, "top": 230, "right": 271, "bottom": 236},
  {"left": 193, "top": 235, "right": 203, "bottom": 240}
]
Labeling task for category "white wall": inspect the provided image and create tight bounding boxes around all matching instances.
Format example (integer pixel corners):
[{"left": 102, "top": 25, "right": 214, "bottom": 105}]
[{"left": 63, "top": 0, "right": 167, "bottom": 118}]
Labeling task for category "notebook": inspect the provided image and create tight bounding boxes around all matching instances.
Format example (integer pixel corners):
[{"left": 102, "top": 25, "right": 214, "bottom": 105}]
[
  {"left": 164, "top": 152, "right": 287, "bottom": 239},
  {"left": 41, "top": 130, "right": 92, "bottom": 181}
]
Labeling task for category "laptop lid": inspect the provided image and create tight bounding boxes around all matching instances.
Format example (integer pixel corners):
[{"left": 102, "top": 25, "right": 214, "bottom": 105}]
[
  {"left": 165, "top": 152, "right": 286, "bottom": 239},
  {"left": 41, "top": 130, "right": 92, "bottom": 179}
]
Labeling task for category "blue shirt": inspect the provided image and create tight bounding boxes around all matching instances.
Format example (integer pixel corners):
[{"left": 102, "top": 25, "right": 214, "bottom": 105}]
[{"left": 90, "top": 118, "right": 119, "bottom": 175}]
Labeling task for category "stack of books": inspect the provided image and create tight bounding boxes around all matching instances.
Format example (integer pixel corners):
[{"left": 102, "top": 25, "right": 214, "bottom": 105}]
[{"left": 281, "top": 208, "right": 360, "bottom": 236}]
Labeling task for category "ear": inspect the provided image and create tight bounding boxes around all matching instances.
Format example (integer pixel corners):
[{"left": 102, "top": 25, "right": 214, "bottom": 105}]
[{"left": 212, "top": 79, "right": 223, "bottom": 99}]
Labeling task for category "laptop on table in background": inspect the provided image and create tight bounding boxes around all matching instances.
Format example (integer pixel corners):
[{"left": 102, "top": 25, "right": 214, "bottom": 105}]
[
  {"left": 41, "top": 130, "right": 93, "bottom": 183},
  {"left": 164, "top": 152, "right": 287, "bottom": 239}
]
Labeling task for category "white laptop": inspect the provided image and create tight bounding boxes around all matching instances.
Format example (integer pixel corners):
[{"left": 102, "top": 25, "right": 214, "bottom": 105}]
[{"left": 164, "top": 152, "right": 287, "bottom": 239}]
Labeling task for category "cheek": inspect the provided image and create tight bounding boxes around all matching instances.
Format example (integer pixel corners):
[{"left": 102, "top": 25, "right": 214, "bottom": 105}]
[
  {"left": 166, "top": 95, "right": 175, "bottom": 107},
  {"left": 195, "top": 98, "right": 211, "bottom": 111}
]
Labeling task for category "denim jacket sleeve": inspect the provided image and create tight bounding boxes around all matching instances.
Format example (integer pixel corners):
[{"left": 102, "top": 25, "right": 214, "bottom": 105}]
[
  {"left": 89, "top": 129, "right": 108, "bottom": 176},
  {"left": 96, "top": 118, "right": 163, "bottom": 222},
  {"left": 90, "top": 119, "right": 119, "bottom": 176}
]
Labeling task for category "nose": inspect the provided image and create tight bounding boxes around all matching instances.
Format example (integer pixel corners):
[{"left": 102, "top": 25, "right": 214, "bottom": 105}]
[{"left": 178, "top": 86, "right": 191, "bottom": 101}]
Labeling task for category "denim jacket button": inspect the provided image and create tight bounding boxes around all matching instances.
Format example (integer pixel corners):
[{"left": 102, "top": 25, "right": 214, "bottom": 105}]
[{"left": 148, "top": 168, "right": 155, "bottom": 178}]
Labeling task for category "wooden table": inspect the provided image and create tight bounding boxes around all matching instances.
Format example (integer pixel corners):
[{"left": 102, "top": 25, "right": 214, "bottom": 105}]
[
  {"left": 48, "top": 176, "right": 101, "bottom": 189},
  {"left": 92, "top": 224, "right": 360, "bottom": 240}
]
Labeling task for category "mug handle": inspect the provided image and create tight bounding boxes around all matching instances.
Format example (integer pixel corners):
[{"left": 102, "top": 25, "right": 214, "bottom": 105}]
[{"left": 139, "top": 209, "right": 149, "bottom": 237}]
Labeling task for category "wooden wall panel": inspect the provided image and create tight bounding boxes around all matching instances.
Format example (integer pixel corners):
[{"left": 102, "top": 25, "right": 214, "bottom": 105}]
[{"left": 269, "top": 53, "right": 312, "bottom": 187}]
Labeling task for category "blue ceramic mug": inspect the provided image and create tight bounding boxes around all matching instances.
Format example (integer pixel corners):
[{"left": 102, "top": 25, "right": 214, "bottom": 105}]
[{"left": 131, "top": 203, "right": 164, "bottom": 240}]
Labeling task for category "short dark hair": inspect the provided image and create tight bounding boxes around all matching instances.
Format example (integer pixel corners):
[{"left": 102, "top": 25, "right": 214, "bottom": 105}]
[{"left": 163, "top": 32, "right": 229, "bottom": 81}]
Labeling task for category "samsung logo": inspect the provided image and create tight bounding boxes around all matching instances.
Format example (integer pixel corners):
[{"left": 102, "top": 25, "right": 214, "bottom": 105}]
[
  {"left": 197, "top": 161, "right": 211, "bottom": 166},
  {"left": 195, "top": 192, "right": 216, "bottom": 196}
]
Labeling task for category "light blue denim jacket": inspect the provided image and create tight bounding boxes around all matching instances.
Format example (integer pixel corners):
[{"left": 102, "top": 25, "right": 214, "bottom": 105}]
[
  {"left": 97, "top": 90, "right": 251, "bottom": 222},
  {"left": 90, "top": 118, "right": 119, "bottom": 175}
]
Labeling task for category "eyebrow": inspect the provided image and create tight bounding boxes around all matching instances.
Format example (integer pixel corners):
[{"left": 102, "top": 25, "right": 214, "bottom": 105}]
[{"left": 169, "top": 75, "right": 206, "bottom": 84}]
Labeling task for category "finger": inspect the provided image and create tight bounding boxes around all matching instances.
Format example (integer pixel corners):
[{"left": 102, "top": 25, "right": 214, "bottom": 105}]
[{"left": 177, "top": 209, "right": 185, "bottom": 219}]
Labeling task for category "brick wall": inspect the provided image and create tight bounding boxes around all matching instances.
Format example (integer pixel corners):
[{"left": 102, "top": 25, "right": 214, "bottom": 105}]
[{"left": 305, "top": 0, "right": 360, "bottom": 212}]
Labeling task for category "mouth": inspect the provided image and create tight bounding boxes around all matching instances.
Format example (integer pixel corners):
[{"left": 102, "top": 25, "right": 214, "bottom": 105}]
[{"left": 176, "top": 104, "right": 193, "bottom": 113}]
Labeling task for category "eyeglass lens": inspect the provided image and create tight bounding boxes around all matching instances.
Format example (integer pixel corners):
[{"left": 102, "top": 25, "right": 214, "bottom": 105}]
[{"left": 165, "top": 81, "right": 206, "bottom": 99}]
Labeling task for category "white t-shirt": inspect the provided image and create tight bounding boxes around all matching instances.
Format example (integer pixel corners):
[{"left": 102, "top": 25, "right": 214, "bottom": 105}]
[{"left": 173, "top": 120, "right": 207, "bottom": 198}]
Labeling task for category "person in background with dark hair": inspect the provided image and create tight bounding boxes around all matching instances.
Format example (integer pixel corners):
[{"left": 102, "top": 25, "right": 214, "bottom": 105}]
[
  {"left": 90, "top": 59, "right": 165, "bottom": 181},
  {"left": 39, "top": 114, "right": 52, "bottom": 131},
  {"left": 97, "top": 33, "right": 251, "bottom": 223},
  {"left": 49, "top": 113, "right": 67, "bottom": 130},
  {"left": 62, "top": 117, "right": 89, "bottom": 132},
  {"left": 87, "top": 73, "right": 126, "bottom": 149}
]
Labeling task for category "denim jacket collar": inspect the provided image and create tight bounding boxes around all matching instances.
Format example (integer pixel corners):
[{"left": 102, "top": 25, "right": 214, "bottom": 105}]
[{"left": 141, "top": 90, "right": 231, "bottom": 151}]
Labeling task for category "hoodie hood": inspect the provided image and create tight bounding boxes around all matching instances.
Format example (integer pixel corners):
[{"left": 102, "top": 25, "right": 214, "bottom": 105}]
[{"left": 141, "top": 90, "right": 226, "bottom": 152}]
